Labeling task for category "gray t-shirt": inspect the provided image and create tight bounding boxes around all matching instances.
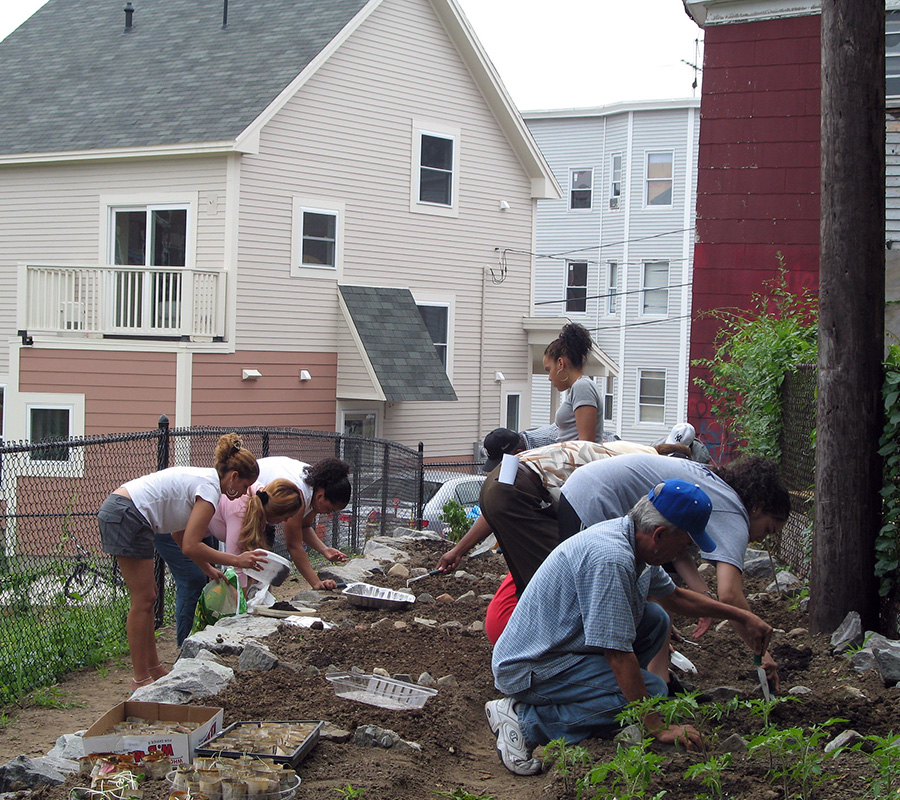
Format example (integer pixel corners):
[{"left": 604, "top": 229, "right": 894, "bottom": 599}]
[
  {"left": 555, "top": 376, "right": 604, "bottom": 442},
  {"left": 560, "top": 453, "right": 749, "bottom": 571}
]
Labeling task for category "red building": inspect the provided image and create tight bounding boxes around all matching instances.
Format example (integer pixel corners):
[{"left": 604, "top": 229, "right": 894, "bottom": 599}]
[{"left": 683, "top": 1, "right": 823, "bottom": 458}]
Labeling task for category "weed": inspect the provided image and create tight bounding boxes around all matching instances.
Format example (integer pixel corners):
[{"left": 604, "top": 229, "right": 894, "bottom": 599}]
[
  {"left": 857, "top": 731, "right": 900, "bottom": 798},
  {"left": 542, "top": 737, "right": 592, "bottom": 794},
  {"left": 333, "top": 785, "right": 365, "bottom": 800},
  {"left": 433, "top": 789, "right": 496, "bottom": 800},
  {"left": 26, "top": 685, "right": 85, "bottom": 709},
  {"left": 439, "top": 500, "right": 470, "bottom": 543},
  {"left": 576, "top": 740, "right": 666, "bottom": 800},
  {"left": 744, "top": 695, "right": 796, "bottom": 731},
  {"left": 684, "top": 752, "right": 733, "bottom": 800}
]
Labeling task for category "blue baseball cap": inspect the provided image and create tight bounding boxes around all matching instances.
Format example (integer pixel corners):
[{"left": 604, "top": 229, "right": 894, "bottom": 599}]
[{"left": 648, "top": 480, "right": 716, "bottom": 552}]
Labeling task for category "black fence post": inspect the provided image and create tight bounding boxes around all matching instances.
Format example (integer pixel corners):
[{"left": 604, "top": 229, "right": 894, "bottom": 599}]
[
  {"left": 416, "top": 441, "right": 424, "bottom": 531},
  {"left": 154, "top": 415, "right": 171, "bottom": 629},
  {"left": 261, "top": 430, "right": 270, "bottom": 458}
]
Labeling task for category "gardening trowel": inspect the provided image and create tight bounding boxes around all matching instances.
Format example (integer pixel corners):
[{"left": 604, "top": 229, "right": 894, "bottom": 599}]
[
  {"left": 406, "top": 569, "right": 441, "bottom": 588},
  {"left": 754, "top": 654, "right": 772, "bottom": 701}
]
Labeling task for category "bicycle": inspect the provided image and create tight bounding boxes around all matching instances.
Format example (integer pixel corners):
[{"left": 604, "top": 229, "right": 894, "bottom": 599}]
[{"left": 63, "top": 540, "right": 126, "bottom": 601}]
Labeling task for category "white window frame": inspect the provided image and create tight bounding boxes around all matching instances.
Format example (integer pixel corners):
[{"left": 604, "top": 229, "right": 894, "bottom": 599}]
[
  {"left": 641, "top": 260, "right": 670, "bottom": 317},
  {"left": 637, "top": 369, "right": 667, "bottom": 424},
  {"left": 504, "top": 391, "right": 521, "bottom": 432},
  {"left": 20, "top": 393, "right": 85, "bottom": 476},
  {"left": 888, "top": 10, "right": 900, "bottom": 102},
  {"left": 609, "top": 153, "right": 623, "bottom": 206},
  {"left": 606, "top": 262, "right": 619, "bottom": 316},
  {"left": 410, "top": 119, "right": 460, "bottom": 218},
  {"left": 644, "top": 150, "right": 674, "bottom": 208},
  {"left": 102, "top": 195, "right": 196, "bottom": 268},
  {"left": 568, "top": 168, "right": 593, "bottom": 211},
  {"left": 291, "top": 197, "right": 345, "bottom": 279},
  {"left": 565, "top": 260, "right": 589, "bottom": 315},
  {"left": 602, "top": 376, "right": 615, "bottom": 423},
  {"left": 413, "top": 294, "right": 455, "bottom": 378},
  {"left": 341, "top": 409, "right": 379, "bottom": 439}
]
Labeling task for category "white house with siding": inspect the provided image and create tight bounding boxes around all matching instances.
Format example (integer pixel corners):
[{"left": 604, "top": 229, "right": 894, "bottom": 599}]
[
  {"left": 0, "top": 0, "right": 562, "bottom": 460},
  {"left": 523, "top": 99, "right": 700, "bottom": 444}
]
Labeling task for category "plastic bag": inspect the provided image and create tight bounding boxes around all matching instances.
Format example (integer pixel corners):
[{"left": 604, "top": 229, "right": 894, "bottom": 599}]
[{"left": 191, "top": 567, "right": 246, "bottom": 634}]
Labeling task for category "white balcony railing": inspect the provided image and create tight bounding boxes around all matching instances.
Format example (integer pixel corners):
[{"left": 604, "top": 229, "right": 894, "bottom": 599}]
[{"left": 18, "top": 264, "right": 226, "bottom": 340}]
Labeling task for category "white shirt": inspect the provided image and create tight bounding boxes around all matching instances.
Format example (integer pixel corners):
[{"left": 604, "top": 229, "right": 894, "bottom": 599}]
[
  {"left": 256, "top": 457, "right": 313, "bottom": 508},
  {"left": 124, "top": 467, "right": 221, "bottom": 534}
]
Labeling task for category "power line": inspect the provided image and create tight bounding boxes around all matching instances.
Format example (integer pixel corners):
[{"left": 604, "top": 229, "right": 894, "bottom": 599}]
[
  {"left": 534, "top": 281, "right": 692, "bottom": 307},
  {"left": 588, "top": 313, "right": 693, "bottom": 333}
]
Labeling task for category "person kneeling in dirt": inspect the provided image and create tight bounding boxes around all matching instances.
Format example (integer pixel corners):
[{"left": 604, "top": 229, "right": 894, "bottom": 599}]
[{"left": 487, "top": 480, "right": 772, "bottom": 776}]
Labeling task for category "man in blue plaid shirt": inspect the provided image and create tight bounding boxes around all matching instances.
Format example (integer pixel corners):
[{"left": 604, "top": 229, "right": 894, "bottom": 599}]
[{"left": 487, "top": 480, "right": 773, "bottom": 776}]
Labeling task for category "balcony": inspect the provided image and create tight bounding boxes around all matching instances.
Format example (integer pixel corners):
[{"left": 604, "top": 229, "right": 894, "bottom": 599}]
[{"left": 17, "top": 264, "right": 226, "bottom": 341}]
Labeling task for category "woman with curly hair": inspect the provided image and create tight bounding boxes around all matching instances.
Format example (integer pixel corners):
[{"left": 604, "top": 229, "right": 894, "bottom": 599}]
[
  {"left": 97, "top": 433, "right": 265, "bottom": 693},
  {"left": 543, "top": 322, "right": 604, "bottom": 443},
  {"left": 558, "top": 452, "right": 790, "bottom": 691}
]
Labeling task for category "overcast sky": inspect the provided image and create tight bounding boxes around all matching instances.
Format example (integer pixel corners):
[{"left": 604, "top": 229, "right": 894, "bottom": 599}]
[{"left": 0, "top": 0, "right": 704, "bottom": 110}]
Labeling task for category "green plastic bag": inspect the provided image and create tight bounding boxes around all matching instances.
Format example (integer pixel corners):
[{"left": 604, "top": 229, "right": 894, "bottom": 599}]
[{"left": 191, "top": 567, "right": 246, "bottom": 634}]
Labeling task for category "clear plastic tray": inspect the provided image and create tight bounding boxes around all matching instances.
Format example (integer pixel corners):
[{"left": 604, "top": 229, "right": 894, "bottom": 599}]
[
  {"left": 341, "top": 582, "right": 415, "bottom": 610},
  {"left": 326, "top": 671, "right": 437, "bottom": 710}
]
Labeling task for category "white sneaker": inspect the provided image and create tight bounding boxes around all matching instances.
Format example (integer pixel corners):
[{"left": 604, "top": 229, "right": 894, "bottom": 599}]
[{"left": 485, "top": 697, "right": 541, "bottom": 776}]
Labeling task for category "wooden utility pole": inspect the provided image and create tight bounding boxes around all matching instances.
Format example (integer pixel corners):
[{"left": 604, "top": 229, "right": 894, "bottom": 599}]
[{"left": 812, "top": 0, "right": 885, "bottom": 633}]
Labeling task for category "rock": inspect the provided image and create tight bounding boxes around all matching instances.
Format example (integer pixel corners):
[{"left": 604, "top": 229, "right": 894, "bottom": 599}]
[
  {"left": 441, "top": 621, "right": 463, "bottom": 630},
  {"left": 320, "top": 723, "right": 353, "bottom": 743},
  {"left": 614, "top": 725, "right": 644, "bottom": 747},
  {"left": 699, "top": 686, "right": 743, "bottom": 703},
  {"left": 386, "top": 528, "right": 444, "bottom": 542},
  {"left": 831, "top": 685, "right": 869, "bottom": 701},
  {"left": 180, "top": 615, "right": 281, "bottom": 658},
  {"left": 743, "top": 556, "right": 775, "bottom": 579},
  {"left": 467, "top": 620, "right": 485, "bottom": 633},
  {"left": 194, "top": 650, "right": 222, "bottom": 663},
  {"left": 437, "top": 675, "right": 458, "bottom": 689},
  {"left": 766, "top": 571, "right": 803, "bottom": 594},
  {"left": 339, "top": 619, "right": 355, "bottom": 628},
  {"left": 0, "top": 756, "right": 69, "bottom": 792},
  {"left": 787, "top": 628, "right": 808, "bottom": 638},
  {"left": 455, "top": 591, "right": 476, "bottom": 603},
  {"left": 47, "top": 732, "right": 85, "bottom": 761},
  {"left": 875, "top": 648, "right": 900, "bottom": 685},
  {"left": 478, "top": 594, "right": 495, "bottom": 602},
  {"left": 417, "top": 672, "right": 437, "bottom": 688},
  {"left": 413, "top": 617, "right": 437, "bottom": 627},
  {"left": 799, "top": 596, "right": 810, "bottom": 613},
  {"left": 393, "top": 621, "right": 408, "bottom": 630},
  {"left": 370, "top": 617, "right": 394, "bottom": 630},
  {"left": 304, "top": 665, "right": 321, "bottom": 678},
  {"left": 290, "top": 589, "right": 331, "bottom": 605},
  {"left": 453, "top": 570, "right": 479, "bottom": 581},
  {"left": 481, "top": 573, "right": 499, "bottom": 582},
  {"left": 825, "top": 729, "right": 864, "bottom": 753},
  {"left": 436, "top": 593, "right": 454, "bottom": 604},
  {"left": 238, "top": 643, "right": 278, "bottom": 672},
  {"left": 697, "top": 562, "right": 715, "bottom": 576},
  {"left": 788, "top": 685, "right": 812, "bottom": 695},
  {"left": 416, "top": 593, "right": 435, "bottom": 604},
  {"left": 719, "top": 733, "right": 749, "bottom": 753},
  {"left": 309, "top": 620, "right": 325, "bottom": 630},
  {"left": 364, "top": 541, "right": 408, "bottom": 564},
  {"left": 350, "top": 665, "right": 365, "bottom": 675},
  {"left": 831, "top": 611, "right": 863, "bottom": 653},
  {"left": 386, "top": 563, "right": 410, "bottom": 579},
  {"left": 850, "top": 649, "right": 878, "bottom": 673},
  {"left": 326, "top": 664, "right": 341, "bottom": 674},
  {"left": 130, "top": 658, "right": 234, "bottom": 703},
  {"left": 317, "top": 558, "right": 382, "bottom": 585},
  {"left": 353, "top": 725, "right": 421, "bottom": 752},
  {"left": 372, "top": 667, "right": 390, "bottom": 677},
  {"left": 393, "top": 673, "right": 412, "bottom": 683}
]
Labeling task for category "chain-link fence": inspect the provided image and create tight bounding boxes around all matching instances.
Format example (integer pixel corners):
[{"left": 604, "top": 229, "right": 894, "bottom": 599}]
[{"left": 0, "top": 421, "right": 422, "bottom": 703}]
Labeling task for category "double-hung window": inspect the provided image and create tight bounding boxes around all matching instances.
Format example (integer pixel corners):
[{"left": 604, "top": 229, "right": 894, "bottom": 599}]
[
  {"left": 28, "top": 405, "right": 72, "bottom": 462},
  {"left": 418, "top": 304, "right": 449, "bottom": 369},
  {"left": 411, "top": 121, "right": 460, "bottom": 216},
  {"left": 645, "top": 151, "right": 674, "bottom": 207},
  {"left": 606, "top": 262, "right": 618, "bottom": 315},
  {"left": 300, "top": 209, "right": 337, "bottom": 268},
  {"left": 569, "top": 169, "right": 593, "bottom": 210},
  {"left": 638, "top": 370, "right": 666, "bottom": 423},
  {"left": 566, "top": 261, "right": 588, "bottom": 313},
  {"left": 642, "top": 260, "right": 669, "bottom": 316},
  {"left": 609, "top": 154, "right": 623, "bottom": 207}
]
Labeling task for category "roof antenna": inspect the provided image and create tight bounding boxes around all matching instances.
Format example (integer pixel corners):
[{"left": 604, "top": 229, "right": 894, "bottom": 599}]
[
  {"left": 124, "top": 1, "right": 134, "bottom": 33},
  {"left": 222, "top": 0, "right": 228, "bottom": 28}
]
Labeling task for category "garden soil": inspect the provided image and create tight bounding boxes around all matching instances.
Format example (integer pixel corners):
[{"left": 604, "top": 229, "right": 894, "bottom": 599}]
[{"left": 4, "top": 538, "right": 900, "bottom": 800}]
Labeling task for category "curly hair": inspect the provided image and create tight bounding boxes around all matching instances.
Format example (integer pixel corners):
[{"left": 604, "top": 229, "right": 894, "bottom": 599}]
[
  {"left": 238, "top": 479, "right": 303, "bottom": 552},
  {"left": 305, "top": 458, "right": 352, "bottom": 507},
  {"left": 544, "top": 322, "right": 593, "bottom": 369},
  {"left": 712, "top": 456, "right": 791, "bottom": 519},
  {"left": 213, "top": 433, "right": 259, "bottom": 482}
]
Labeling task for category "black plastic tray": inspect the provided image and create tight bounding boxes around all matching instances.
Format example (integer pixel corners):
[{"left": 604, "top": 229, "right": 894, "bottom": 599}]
[{"left": 193, "top": 720, "right": 323, "bottom": 768}]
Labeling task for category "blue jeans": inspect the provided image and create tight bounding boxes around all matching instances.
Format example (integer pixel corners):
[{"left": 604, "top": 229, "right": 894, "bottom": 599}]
[
  {"left": 512, "top": 602, "right": 670, "bottom": 748},
  {"left": 154, "top": 533, "right": 211, "bottom": 647}
]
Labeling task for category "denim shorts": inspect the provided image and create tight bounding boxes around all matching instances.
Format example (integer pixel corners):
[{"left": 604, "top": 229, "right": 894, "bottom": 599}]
[{"left": 98, "top": 493, "right": 154, "bottom": 559}]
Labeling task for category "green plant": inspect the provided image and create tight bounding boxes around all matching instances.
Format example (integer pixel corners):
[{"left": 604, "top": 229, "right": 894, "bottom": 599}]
[
  {"left": 439, "top": 500, "right": 470, "bottom": 543},
  {"left": 25, "top": 684, "right": 85, "bottom": 709},
  {"left": 433, "top": 789, "right": 496, "bottom": 800},
  {"left": 542, "top": 737, "right": 593, "bottom": 794},
  {"left": 877, "top": 344, "right": 900, "bottom": 598},
  {"left": 333, "top": 785, "right": 365, "bottom": 799},
  {"left": 576, "top": 740, "right": 666, "bottom": 800},
  {"left": 744, "top": 694, "right": 796, "bottom": 732},
  {"left": 787, "top": 585, "right": 810, "bottom": 612},
  {"left": 747, "top": 718, "right": 846, "bottom": 800},
  {"left": 684, "top": 752, "right": 733, "bottom": 800},
  {"left": 857, "top": 731, "right": 900, "bottom": 798},
  {"left": 692, "top": 258, "right": 818, "bottom": 459}
]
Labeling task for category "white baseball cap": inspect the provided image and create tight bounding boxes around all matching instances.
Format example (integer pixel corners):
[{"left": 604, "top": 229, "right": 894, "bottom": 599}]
[{"left": 665, "top": 422, "right": 696, "bottom": 446}]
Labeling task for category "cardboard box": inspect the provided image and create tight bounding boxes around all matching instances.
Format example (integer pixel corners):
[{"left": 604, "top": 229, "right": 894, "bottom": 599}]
[{"left": 82, "top": 701, "right": 224, "bottom": 766}]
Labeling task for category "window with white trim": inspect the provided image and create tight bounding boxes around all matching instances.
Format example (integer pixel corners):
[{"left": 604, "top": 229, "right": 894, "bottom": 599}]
[
  {"left": 28, "top": 405, "right": 72, "bottom": 462},
  {"left": 417, "top": 304, "right": 449, "bottom": 368},
  {"left": 569, "top": 168, "right": 593, "bottom": 210},
  {"left": 606, "top": 262, "right": 618, "bottom": 315},
  {"left": 300, "top": 209, "right": 337, "bottom": 268},
  {"left": 638, "top": 370, "right": 666, "bottom": 423},
  {"left": 609, "top": 154, "right": 622, "bottom": 207},
  {"left": 603, "top": 376, "right": 615, "bottom": 423},
  {"left": 641, "top": 260, "right": 669, "bottom": 316},
  {"left": 419, "top": 133, "right": 454, "bottom": 206},
  {"left": 342, "top": 411, "right": 377, "bottom": 438},
  {"left": 566, "top": 261, "right": 588, "bottom": 313},
  {"left": 505, "top": 393, "right": 521, "bottom": 431},
  {"left": 645, "top": 151, "right": 674, "bottom": 206}
]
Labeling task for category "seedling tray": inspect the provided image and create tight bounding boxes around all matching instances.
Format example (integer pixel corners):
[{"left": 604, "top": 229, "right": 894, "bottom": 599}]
[
  {"left": 341, "top": 582, "right": 415, "bottom": 610},
  {"left": 326, "top": 672, "right": 437, "bottom": 710},
  {"left": 193, "top": 720, "right": 323, "bottom": 767}
]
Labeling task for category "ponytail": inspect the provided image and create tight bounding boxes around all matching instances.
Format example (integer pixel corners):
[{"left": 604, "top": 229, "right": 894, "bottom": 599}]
[
  {"left": 214, "top": 433, "right": 259, "bottom": 482},
  {"left": 238, "top": 479, "right": 303, "bottom": 552}
]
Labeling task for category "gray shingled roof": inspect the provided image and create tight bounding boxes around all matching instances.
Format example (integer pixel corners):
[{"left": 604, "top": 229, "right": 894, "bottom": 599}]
[
  {"left": 0, "top": 0, "right": 369, "bottom": 156},
  {"left": 340, "top": 286, "right": 458, "bottom": 403}
]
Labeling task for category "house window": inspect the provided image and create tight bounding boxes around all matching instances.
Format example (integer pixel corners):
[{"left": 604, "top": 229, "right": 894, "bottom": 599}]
[
  {"left": 566, "top": 261, "right": 588, "bottom": 313},
  {"left": 418, "top": 304, "right": 449, "bottom": 368},
  {"left": 505, "top": 393, "right": 521, "bottom": 431},
  {"left": 300, "top": 209, "right": 337, "bottom": 268},
  {"left": 645, "top": 151, "right": 674, "bottom": 206},
  {"left": 28, "top": 405, "right": 71, "bottom": 462},
  {"left": 342, "top": 411, "right": 377, "bottom": 438},
  {"left": 610, "top": 154, "right": 622, "bottom": 206},
  {"left": 606, "top": 262, "right": 618, "bottom": 315},
  {"left": 888, "top": 12, "right": 900, "bottom": 98},
  {"left": 638, "top": 370, "right": 666, "bottom": 423},
  {"left": 569, "top": 169, "right": 593, "bottom": 210},
  {"left": 603, "top": 376, "right": 615, "bottom": 422},
  {"left": 419, "top": 133, "right": 454, "bottom": 206},
  {"left": 642, "top": 260, "right": 669, "bottom": 315}
]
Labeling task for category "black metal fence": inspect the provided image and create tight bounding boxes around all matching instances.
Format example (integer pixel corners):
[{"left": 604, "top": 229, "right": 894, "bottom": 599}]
[{"left": 0, "top": 421, "right": 422, "bottom": 703}]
